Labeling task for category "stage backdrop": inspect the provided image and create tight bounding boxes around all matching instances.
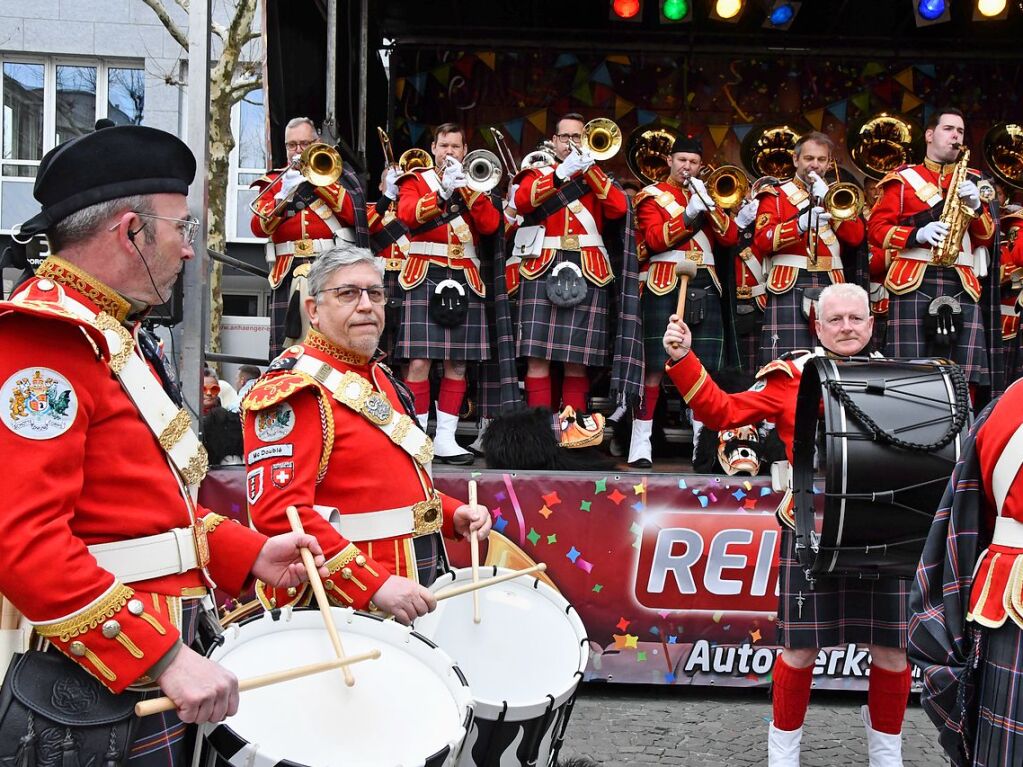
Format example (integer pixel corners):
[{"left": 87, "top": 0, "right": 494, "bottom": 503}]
[{"left": 201, "top": 467, "right": 921, "bottom": 691}]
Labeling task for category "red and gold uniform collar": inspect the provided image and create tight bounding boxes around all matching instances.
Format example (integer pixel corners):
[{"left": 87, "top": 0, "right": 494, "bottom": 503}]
[
  {"left": 34, "top": 256, "right": 132, "bottom": 323},
  {"left": 303, "top": 328, "right": 372, "bottom": 367},
  {"left": 923, "top": 157, "right": 959, "bottom": 176},
  {"left": 666, "top": 176, "right": 685, "bottom": 191}
]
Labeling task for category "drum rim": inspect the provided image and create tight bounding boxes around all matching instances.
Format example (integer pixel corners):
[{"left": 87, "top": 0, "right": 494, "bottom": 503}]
[{"left": 204, "top": 605, "right": 474, "bottom": 766}]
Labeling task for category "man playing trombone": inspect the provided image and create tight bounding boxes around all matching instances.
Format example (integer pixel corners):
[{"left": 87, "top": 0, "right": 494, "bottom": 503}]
[
  {"left": 250, "top": 117, "right": 369, "bottom": 357},
  {"left": 751, "top": 131, "right": 866, "bottom": 364},
  {"left": 394, "top": 123, "right": 502, "bottom": 464},
  {"left": 631, "top": 136, "right": 739, "bottom": 467}
]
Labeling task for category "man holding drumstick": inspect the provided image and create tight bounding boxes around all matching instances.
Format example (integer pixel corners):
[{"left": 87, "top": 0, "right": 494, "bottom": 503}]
[
  {"left": 243, "top": 244, "right": 491, "bottom": 626},
  {"left": 663, "top": 283, "right": 911, "bottom": 767}
]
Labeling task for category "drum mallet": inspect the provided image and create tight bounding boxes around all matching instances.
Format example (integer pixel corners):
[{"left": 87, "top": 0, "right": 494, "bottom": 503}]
[
  {"left": 134, "top": 651, "right": 381, "bottom": 717},
  {"left": 285, "top": 505, "right": 355, "bottom": 687},
  {"left": 669, "top": 259, "right": 699, "bottom": 350},
  {"left": 468, "top": 480, "right": 482, "bottom": 624},
  {"left": 435, "top": 563, "right": 548, "bottom": 602}
]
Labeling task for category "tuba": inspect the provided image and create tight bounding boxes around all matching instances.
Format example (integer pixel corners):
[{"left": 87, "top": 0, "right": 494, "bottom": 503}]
[
  {"left": 983, "top": 123, "right": 1023, "bottom": 190},
  {"left": 848, "top": 113, "right": 918, "bottom": 180},
  {"left": 398, "top": 148, "right": 433, "bottom": 173},
  {"left": 625, "top": 126, "right": 678, "bottom": 184},
  {"left": 741, "top": 125, "right": 802, "bottom": 181},
  {"left": 462, "top": 149, "right": 503, "bottom": 193},
  {"left": 581, "top": 118, "right": 622, "bottom": 161},
  {"left": 249, "top": 142, "right": 343, "bottom": 223}
]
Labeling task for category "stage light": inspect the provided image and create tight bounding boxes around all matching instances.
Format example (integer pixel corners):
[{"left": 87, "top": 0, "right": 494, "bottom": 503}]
[
  {"left": 976, "top": 0, "right": 1009, "bottom": 18},
  {"left": 913, "top": 0, "right": 951, "bottom": 25},
  {"left": 662, "top": 0, "right": 690, "bottom": 21},
  {"left": 611, "top": 0, "right": 642, "bottom": 19},
  {"left": 764, "top": 0, "right": 801, "bottom": 29},
  {"left": 716, "top": 0, "right": 743, "bottom": 18}
]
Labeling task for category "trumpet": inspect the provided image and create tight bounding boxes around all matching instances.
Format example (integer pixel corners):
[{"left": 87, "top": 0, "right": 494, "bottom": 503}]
[
  {"left": 461, "top": 150, "right": 503, "bottom": 193},
  {"left": 250, "top": 142, "right": 343, "bottom": 223}
]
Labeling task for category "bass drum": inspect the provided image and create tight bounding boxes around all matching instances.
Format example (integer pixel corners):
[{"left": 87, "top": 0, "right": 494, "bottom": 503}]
[{"left": 792, "top": 355, "right": 971, "bottom": 579}]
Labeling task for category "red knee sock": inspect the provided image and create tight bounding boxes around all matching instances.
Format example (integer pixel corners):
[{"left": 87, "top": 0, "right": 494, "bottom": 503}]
[
  {"left": 867, "top": 663, "right": 911, "bottom": 735},
  {"left": 636, "top": 384, "right": 661, "bottom": 422},
  {"left": 562, "top": 375, "right": 590, "bottom": 412},
  {"left": 405, "top": 378, "right": 432, "bottom": 415},
  {"left": 525, "top": 375, "right": 552, "bottom": 409},
  {"left": 772, "top": 655, "right": 814, "bottom": 731},
  {"left": 437, "top": 377, "right": 467, "bottom": 417}
]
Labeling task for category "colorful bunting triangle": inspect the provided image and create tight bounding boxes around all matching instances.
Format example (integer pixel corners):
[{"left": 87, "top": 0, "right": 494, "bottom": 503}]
[
  {"left": 431, "top": 64, "right": 451, "bottom": 88},
  {"left": 408, "top": 73, "right": 427, "bottom": 95},
  {"left": 555, "top": 53, "right": 579, "bottom": 68},
  {"left": 636, "top": 110, "right": 658, "bottom": 127},
  {"left": 614, "top": 96, "right": 635, "bottom": 120},
  {"left": 850, "top": 91, "right": 871, "bottom": 116},
  {"left": 901, "top": 91, "right": 923, "bottom": 113},
  {"left": 606, "top": 54, "right": 631, "bottom": 66},
  {"left": 827, "top": 99, "right": 849, "bottom": 123},
  {"left": 708, "top": 125, "right": 730, "bottom": 148},
  {"left": 527, "top": 109, "right": 548, "bottom": 134},
  {"left": 914, "top": 63, "right": 937, "bottom": 79},
  {"left": 408, "top": 121, "right": 426, "bottom": 145},
  {"left": 502, "top": 117, "right": 525, "bottom": 144},
  {"left": 572, "top": 82, "right": 593, "bottom": 106},
  {"left": 804, "top": 108, "right": 825, "bottom": 131},
  {"left": 861, "top": 62, "right": 885, "bottom": 78},
  {"left": 477, "top": 52, "right": 496, "bottom": 70},
  {"left": 732, "top": 124, "right": 753, "bottom": 143},
  {"left": 590, "top": 62, "right": 613, "bottom": 87},
  {"left": 893, "top": 67, "right": 914, "bottom": 91}
]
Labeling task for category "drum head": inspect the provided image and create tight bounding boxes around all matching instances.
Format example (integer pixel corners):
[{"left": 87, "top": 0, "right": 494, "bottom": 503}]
[
  {"left": 415, "top": 568, "right": 588, "bottom": 721},
  {"left": 204, "top": 607, "right": 472, "bottom": 767}
]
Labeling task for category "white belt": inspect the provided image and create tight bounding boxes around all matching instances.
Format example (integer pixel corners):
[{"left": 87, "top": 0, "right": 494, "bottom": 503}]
[
  {"left": 88, "top": 527, "right": 202, "bottom": 584},
  {"left": 313, "top": 505, "right": 414, "bottom": 541},
  {"left": 542, "top": 234, "right": 605, "bottom": 250},
  {"left": 992, "top": 517, "right": 1023, "bottom": 548},
  {"left": 896, "top": 247, "right": 972, "bottom": 268},
  {"left": 1002, "top": 304, "right": 1018, "bottom": 317},
  {"left": 770, "top": 253, "right": 844, "bottom": 270},
  {"left": 747, "top": 284, "right": 766, "bottom": 297},
  {"left": 407, "top": 241, "right": 478, "bottom": 261},
  {"left": 274, "top": 238, "right": 335, "bottom": 257},
  {"left": 649, "top": 249, "right": 716, "bottom": 267},
  {"left": 770, "top": 460, "right": 791, "bottom": 493}
]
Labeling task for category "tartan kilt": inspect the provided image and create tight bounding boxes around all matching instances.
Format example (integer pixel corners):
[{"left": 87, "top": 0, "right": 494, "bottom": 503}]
[
  {"left": 972, "top": 621, "right": 1023, "bottom": 767},
  {"left": 381, "top": 269, "right": 404, "bottom": 362},
  {"left": 777, "top": 528, "right": 910, "bottom": 649},
  {"left": 394, "top": 266, "right": 491, "bottom": 361},
  {"left": 643, "top": 269, "right": 725, "bottom": 371},
  {"left": 269, "top": 260, "right": 317, "bottom": 359},
  {"left": 128, "top": 599, "right": 202, "bottom": 763},
  {"left": 516, "top": 252, "right": 611, "bottom": 367},
  {"left": 759, "top": 270, "right": 833, "bottom": 366},
  {"left": 885, "top": 267, "right": 990, "bottom": 385}
]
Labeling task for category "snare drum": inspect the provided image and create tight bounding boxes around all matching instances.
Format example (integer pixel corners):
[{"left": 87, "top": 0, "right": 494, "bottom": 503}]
[
  {"left": 792, "top": 355, "right": 970, "bottom": 579},
  {"left": 198, "top": 607, "right": 474, "bottom": 767},
  {"left": 414, "top": 567, "right": 589, "bottom": 767}
]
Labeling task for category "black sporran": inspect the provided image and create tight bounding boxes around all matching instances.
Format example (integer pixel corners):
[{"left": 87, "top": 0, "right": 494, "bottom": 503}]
[
  {"left": 733, "top": 301, "right": 761, "bottom": 336},
  {"left": 546, "top": 261, "right": 588, "bottom": 308},
  {"left": 0, "top": 651, "right": 142, "bottom": 766},
  {"left": 429, "top": 278, "right": 469, "bottom": 327},
  {"left": 923, "top": 295, "right": 962, "bottom": 350},
  {"left": 683, "top": 287, "right": 708, "bottom": 326}
]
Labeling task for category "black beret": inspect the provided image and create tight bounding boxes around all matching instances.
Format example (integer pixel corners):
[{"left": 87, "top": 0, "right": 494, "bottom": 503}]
[
  {"left": 17, "top": 125, "right": 195, "bottom": 237},
  {"left": 671, "top": 136, "right": 704, "bottom": 156}
]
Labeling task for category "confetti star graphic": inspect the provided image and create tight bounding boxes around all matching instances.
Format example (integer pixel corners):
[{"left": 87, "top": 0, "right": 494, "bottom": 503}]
[
  {"left": 636, "top": 651, "right": 647, "bottom": 662},
  {"left": 526, "top": 528, "right": 540, "bottom": 545},
  {"left": 625, "top": 634, "right": 638, "bottom": 649},
  {"left": 580, "top": 500, "right": 592, "bottom": 512},
  {"left": 750, "top": 629, "right": 762, "bottom": 643},
  {"left": 594, "top": 477, "right": 607, "bottom": 494},
  {"left": 633, "top": 482, "right": 646, "bottom": 495},
  {"left": 607, "top": 489, "right": 626, "bottom": 505},
  {"left": 566, "top": 546, "right": 581, "bottom": 563},
  {"left": 542, "top": 491, "right": 562, "bottom": 507},
  {"left": 592, "top": 583, "right": 603, "bottom": 593},
  {"left": 667, "top": 635, "right": 678, "bottom": 645},
  {"left": 629, "top": 522, "right": 643, "bottom": 536},
  {"left": 547, "top": 534, "right": 557, "bottom": 544},
  {"left": 613, "top": 634, "right": 629, "bottom": 650},
  {"left": 744, "top": 498, "right": 758, "bottom": 510},
  {"left": 616, "top": 617, "right": 631, "bottom": 631},
  {"left": 538, "top": 505, "right": 554, "bottom": 519},
  {"left": 493, "top": 517, "right": 509, "bottom": 533}
]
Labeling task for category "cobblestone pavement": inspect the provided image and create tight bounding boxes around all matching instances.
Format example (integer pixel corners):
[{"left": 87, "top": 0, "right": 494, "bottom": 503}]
[{"left": 557, "top": 685, "right": 948, "bottom": 766}]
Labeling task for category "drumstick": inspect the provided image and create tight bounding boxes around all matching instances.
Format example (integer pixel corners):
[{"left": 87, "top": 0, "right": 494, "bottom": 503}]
[
  {"left": 134, "top": 650, "right": 381, "bottom": 717},
  {"left": 435, "top": 563, "right": 547, "bottom": 602},
  {"left": 468, "top": 480, "right": 481, "bottom": 624},
  {"left": 284, "top": 505, "right": 355, "bottom": 687},
  {"left": 669, "top": 260, "right": 700, "bottom": 349},
  {"left": 1, "top": 597, "right": 19, "bottom": 631}
]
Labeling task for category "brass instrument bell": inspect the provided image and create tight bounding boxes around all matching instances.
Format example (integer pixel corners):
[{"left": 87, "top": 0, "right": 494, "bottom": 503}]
[
  {"left": 848, "top": 113, "right": 918, "bottom": 180},
  {"left": 625, "top": 126, "right": 678, "bottom": 185},
  {"left": 983, "top": 123, "right": 1023, "bottom": 190},
  {"left": 741, "top": 125, "right": 802, "bottom": 181},
  {"left": 581, "top": 118, "right": 622, "bottom": 161},
  {"left": 398, "top": 148, "right": 434, "bottom": 173}
]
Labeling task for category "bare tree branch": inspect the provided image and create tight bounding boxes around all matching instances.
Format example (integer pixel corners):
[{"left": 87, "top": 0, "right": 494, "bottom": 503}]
[
  {"left": 228, "top": 77, "right": 262, "bottom": 102},
  {"left": 172, "top": 0, "right": 189, "bottom": 13},
  {"left": 211, "top": 21, "right": 229, "bottom": 41},
  {"left": 139, "top": 0, "right": 189, "bottom": 51}
]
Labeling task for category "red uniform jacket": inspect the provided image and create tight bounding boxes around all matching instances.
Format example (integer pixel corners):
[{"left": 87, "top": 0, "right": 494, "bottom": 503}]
[
  {"left": 250, "top": 170, "right": 357, "bottom": 288},
  {"left": 0, "top": 257, "right": 264, "bottom": 692},
  {"left": 634, "top": 179, "right": 738, "bottom": 296},
  {"left": 753, "top": 178, "right": 865, "bottom": 294},
  {"left": 367, "top": 198, "right": 408, "bottom": 274},
  {"left": 243, "top": 330, "right": 463, "bottom": 611},
  {"left": 867, "top": 160, "right": 996, "bottom": 302},
  {"left": 998, "top": 211, "right": 1023, "bottom": 340},
  {"left": 396, "top": 167, "right": 501, "bottom": 297},
  {"left": 513, "top": 163, "right": 627, "bottom": 286}
]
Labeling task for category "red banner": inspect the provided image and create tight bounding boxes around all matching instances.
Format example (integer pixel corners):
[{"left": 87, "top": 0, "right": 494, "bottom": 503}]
[{"left": 201, "top": 468, "right": 919, "bottom": 690}]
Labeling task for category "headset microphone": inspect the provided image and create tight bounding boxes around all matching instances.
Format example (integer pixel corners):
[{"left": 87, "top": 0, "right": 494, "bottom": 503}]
[{"left": 127, "top": 227, "right": 142, "bottom": 241}]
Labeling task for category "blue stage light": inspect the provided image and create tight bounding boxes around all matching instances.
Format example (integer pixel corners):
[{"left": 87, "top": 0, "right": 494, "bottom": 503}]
[
  {"left": 917, "top": 0, "right": 946, "bottom": 20},
  {"left": 769, "top": 3, "right": 795, "bottom": 25}
]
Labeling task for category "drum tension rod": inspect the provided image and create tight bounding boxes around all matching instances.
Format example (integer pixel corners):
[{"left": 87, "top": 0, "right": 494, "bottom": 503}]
[{"left": 864, "top": 378, "right": 887, "bottom": 394}]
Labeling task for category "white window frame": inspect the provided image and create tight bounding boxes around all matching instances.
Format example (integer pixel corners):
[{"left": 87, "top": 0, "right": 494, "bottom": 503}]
[
  {"left": 0, "top": 54, "right": 144, "bottom": 234},
  {"left": 226, "top": 87, "right": 268, "bottom": 244}
]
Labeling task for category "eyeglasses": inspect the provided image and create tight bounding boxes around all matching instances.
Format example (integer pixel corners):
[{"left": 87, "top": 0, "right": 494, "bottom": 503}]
[
  {"left": 110, "top": 213, "right": 201, "bottom": 245},
  {"left": 555, "top": 133, "right": 583, "bottom": 143},
  {"left": 318, "top": 285, "right": 387, "bottom": 305},
  {"left": 285, "top": 140, "right": 316, "bottom": 152},
  {"left": 202, "top": 383, "right": 221, "bottom": 396}
]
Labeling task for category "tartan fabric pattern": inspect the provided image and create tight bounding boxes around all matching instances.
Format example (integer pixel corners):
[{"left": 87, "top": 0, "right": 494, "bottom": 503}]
[
  {"left": 777, "top": 529, "right": 911, "bottom": 649},
  {"left": 413, "top": 531, "right": 448, "bottom": 586},
  {"left": 517, "top": 254, "right": 611, "bottom": 367},
  {"left": 885, "top": 267, "right": 990, "bottom": 385},
  {"left": 394, "top": 265, "right": 491, "bottom": 361},
  {"left": 380, "top": 269, "right": 404, "bottom": 362},
  {"left": 269, "top": 266, "right": 309, "bottom": 359},
  {"left": 608, "top": 202, "right": 646, "bottom": 408},
  {"left": 972, "top": 621, "right": 1023, "bottom": 767},
  {"left": 128, "top": 599, "right": 202, "bottom": 764},
  {"left": 759, "top": 270, "right": 833, "bottom": 366},
  {"left": 642, "top": 270, "right": 725, "bottom": 371}
]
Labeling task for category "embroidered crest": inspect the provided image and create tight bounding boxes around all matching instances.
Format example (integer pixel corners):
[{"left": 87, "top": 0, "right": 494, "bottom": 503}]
[
  {"left": 756, "top": 213, "right": 771, "bottom": 230},
  {"left": 270, "top": 461, "right": 295, "bottom": 489},
  {"left": 254, "top": 402, "right": 295, "bottom": 442},
  {"left": 246, "top": 467, "right": 264, "bottom": 505},
  {"left": 1, "top": 368, "right": 77, "bottom": 440},
  {"left": 750, "top": 380, "right": 768, "bottom": 392}
]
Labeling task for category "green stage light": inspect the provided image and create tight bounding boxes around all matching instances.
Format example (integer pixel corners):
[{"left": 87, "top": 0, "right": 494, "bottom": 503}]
[{"left": 663, "top": 0, "right": 689, "bottom": 20}]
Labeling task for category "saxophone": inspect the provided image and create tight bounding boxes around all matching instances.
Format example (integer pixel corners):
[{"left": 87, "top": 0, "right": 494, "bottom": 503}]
[{"left": 931, "top": 148, "right": 973, "bottom": 267}]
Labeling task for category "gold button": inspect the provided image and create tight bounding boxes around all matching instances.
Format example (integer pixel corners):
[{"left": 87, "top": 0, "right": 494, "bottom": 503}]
[
  {"left": 102, "top": 620, "right": 121, "bottom": 639},
  {"left": 355, "top": 555, "right": 367, "bottom": 567},
  {"left": 341, "top": 567, "right": 353, "bottom": 580},
  {"left": 36, "top": 279, "right": 54, "bottom": 291},
  {"left": 69, "top": 641, "right": 86, "bottom": 657},
  {"left": 287, "top": 587, "right": 297, "bottom": 597},
  {"left": 127, "top": 599, "right": 145, "bottom": 616},
  {"left": 324, "top": 581, "right": 335, "bottom": 591}
]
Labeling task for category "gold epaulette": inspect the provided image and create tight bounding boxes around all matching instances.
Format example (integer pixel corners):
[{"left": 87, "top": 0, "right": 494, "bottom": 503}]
[
  {"left": 396, "top": 166, "right": 431, "bottom": 185},
  {"left": 632, "top": 185, "right": 662, "bottom": 207},
  {"left": 242, "top": 371, "right": 319, "bottom": 412},
  {"left": 878, "top": 169, "right": 906, "bottom": 187},
  {"left": 754, "top": 183, "right": 779, "bottom": 198},
  {"left": 755, "top": 350, "right": 812, "bottom": 380},
  {"left": 249, "top": 168, "right": 286, "bottom": 190}
]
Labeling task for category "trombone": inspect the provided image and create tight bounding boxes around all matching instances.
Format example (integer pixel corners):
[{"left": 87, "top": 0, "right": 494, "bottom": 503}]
[{"left": 249, "top": 142, "right": 343, "bottom": 223}]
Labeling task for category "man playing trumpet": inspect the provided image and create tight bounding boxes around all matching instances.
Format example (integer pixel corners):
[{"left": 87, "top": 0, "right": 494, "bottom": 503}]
[{"left": 631, "top": 136, "right": 738, "bottom": 467}]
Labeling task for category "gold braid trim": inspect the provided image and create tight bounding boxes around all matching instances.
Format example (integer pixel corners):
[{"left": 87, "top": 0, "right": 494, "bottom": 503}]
[
  {"left": 315, "top": 390, "right": 335, "bottom": 484},
  {"left": 305, "top": 330, "right": 371, "bottom": 365},
  {"left": 35, "top": 583, "right": 134, "bottom": 642},
  {"left": 36, "top": 256, "right": 131, "bottom": 322},
  {"left": 158, "top": 409, "right": 193, "bottom": 451},
  {"left": 202, "top": 513, "right": 229, "bottom": 534},
  {"left": 326, "top": 544, "right": 362, "bottom": 574}
]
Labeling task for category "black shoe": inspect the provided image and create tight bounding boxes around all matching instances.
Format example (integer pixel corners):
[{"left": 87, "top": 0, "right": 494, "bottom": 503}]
[
  {"left": 628, "top": 457, "right": 652, "bottom": 469},
  {"left": 437, "top": 450, "right": 475, "bottom": 466}
]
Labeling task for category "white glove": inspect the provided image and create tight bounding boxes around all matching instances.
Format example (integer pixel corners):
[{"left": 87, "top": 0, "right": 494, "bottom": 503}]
[
  {"left": 684, "top": 179, "right": 714, "bottom": 218},
  {"left": 555, "top": 149, "right": 593, "bottom": 181},
  {"left": 504, "top": 183, "right": 519, "bottom": 224},
  {"left": 735, "top": 199, "right": 759, "bottom": 229},
  {"left": 797, "top": 205, "right": 831, "bottom": 234},
  {"left": 383, "top": 167, "right": 400, "bottom": 201},
  {"left": 274, "top": 168, "right": 304, "bottom": 201},
  {"left": 439, "top": 161, "right": 467, "bottom": 200},
  {"left": 957, "top": 180, "right": 982, "bottom": 211},
  {"left": 916, "top": 220, "right": 951, "bottom": 247},
  {"left": 808, "top": 172, "right": 829, "bottom": 201}
]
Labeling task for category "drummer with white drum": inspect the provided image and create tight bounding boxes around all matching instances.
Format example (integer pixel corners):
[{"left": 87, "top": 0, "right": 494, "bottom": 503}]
[{"left": 663, "top": 283, "right": 911, "bottom": 767}]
